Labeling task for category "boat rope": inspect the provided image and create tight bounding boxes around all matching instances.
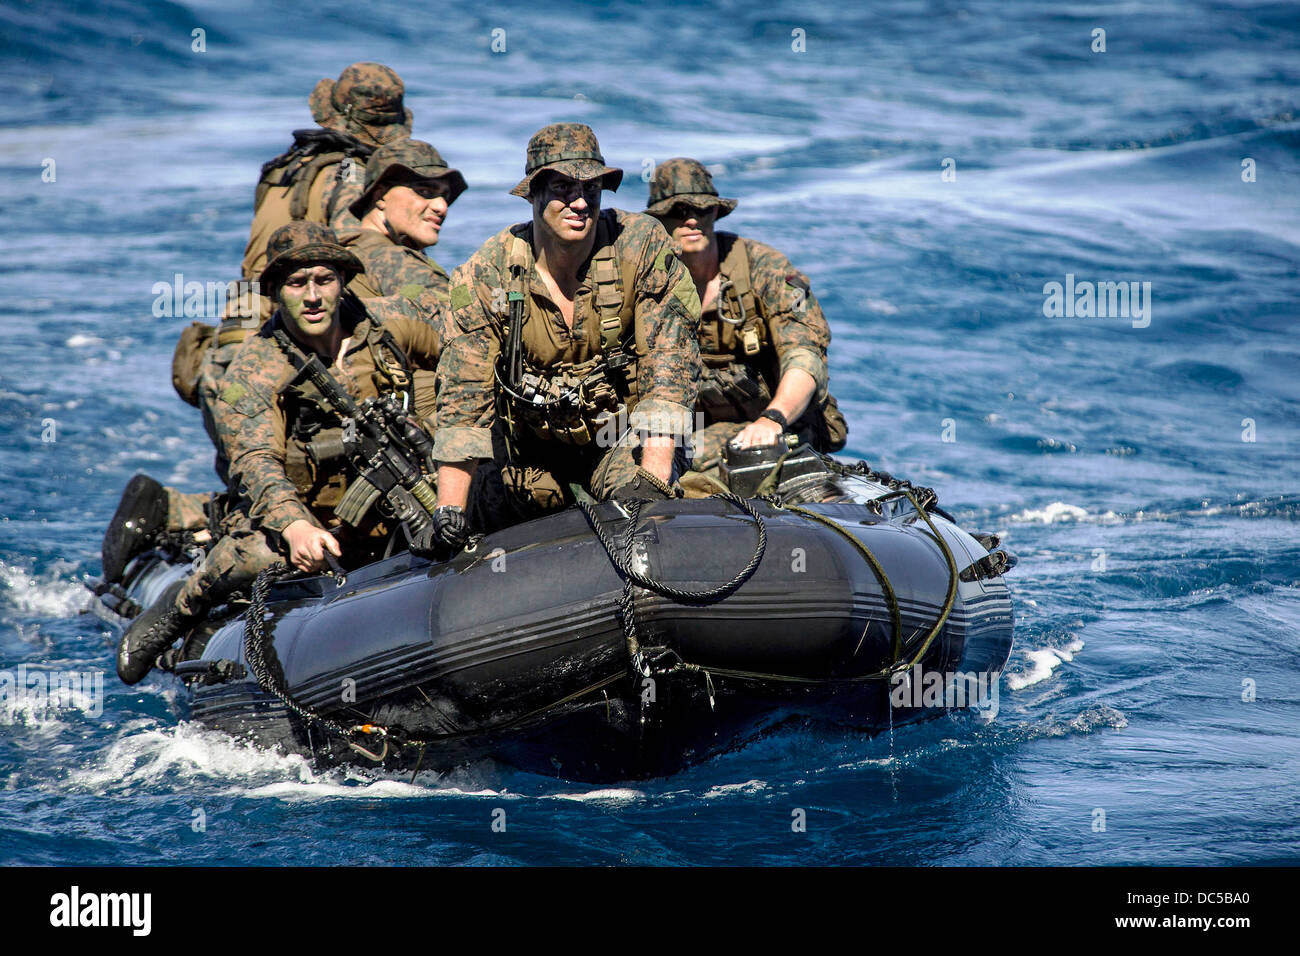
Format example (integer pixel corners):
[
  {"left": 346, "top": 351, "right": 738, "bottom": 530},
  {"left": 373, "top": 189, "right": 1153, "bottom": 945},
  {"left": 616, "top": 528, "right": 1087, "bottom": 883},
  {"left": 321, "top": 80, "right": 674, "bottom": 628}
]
[
  {"left": 664, "top": 489, "right": 960, "bottom": 686},
  {"left": 244, "top": 562, "right": 357, "bottom": 740},
  {"left": 782, "top": 502, "right": 904, "bottom": 663},
  {"left": 578, "top": 493, "right": 768, "bottom": 676},
  {"left": 607, "top": 486, "right": 961, "bottom": 689},
  {"left": 238, "top": 476, "right": 961, "bottom": 758},
  {"left": 578, "top": 493, "right": 768, "bottom": 603}
]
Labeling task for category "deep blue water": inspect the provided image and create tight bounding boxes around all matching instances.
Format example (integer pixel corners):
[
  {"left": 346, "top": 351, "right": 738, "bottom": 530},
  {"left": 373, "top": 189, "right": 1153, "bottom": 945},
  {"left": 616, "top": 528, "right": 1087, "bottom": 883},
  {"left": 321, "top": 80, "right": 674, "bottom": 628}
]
[{"left": 1, "top": 0, "right": 1298, "bottom": 865}]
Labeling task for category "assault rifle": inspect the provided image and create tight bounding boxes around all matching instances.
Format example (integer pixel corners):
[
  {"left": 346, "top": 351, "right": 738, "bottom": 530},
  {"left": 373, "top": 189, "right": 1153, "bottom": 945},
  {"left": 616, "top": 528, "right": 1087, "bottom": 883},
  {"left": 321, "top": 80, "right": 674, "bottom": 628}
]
[{"left": 273, "top": 329, "right": 438, "bottom": 549}]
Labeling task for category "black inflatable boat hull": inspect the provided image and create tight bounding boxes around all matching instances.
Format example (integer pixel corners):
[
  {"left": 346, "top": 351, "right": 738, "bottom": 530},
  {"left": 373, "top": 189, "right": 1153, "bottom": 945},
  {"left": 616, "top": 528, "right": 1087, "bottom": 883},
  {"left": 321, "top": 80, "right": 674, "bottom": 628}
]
[{"left": 113, "top": 493, "right": 1014, "bottom": 782}]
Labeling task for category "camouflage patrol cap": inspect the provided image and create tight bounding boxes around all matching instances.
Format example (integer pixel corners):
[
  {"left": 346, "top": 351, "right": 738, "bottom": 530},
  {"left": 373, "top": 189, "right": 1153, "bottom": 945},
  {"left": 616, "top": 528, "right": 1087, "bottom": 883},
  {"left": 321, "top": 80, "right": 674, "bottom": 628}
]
[
  {"left": 644, "top": 158, "right": 737, "bottom": 219},
  {"left": 309, "top": 62, "right": 413, "bottom": 148},
  {"left": 348, "top": 139, "right": 468, "bottom": 219},
  {"left": 259, "top": 221, "right": 365, "bottom": 295},
  {"left": 509, "top": 122, "right": 623, "bottom": 198}
]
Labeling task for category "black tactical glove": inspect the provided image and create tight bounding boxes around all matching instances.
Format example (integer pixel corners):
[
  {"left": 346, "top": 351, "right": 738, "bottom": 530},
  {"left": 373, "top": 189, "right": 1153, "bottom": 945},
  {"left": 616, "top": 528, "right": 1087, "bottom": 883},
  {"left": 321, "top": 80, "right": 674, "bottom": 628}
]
[
  {"left": 613, "top": 467, "right": 683, "bottom": 502},
  {"left": 432, "top": 505, "right": 470, "bottom": 552}
]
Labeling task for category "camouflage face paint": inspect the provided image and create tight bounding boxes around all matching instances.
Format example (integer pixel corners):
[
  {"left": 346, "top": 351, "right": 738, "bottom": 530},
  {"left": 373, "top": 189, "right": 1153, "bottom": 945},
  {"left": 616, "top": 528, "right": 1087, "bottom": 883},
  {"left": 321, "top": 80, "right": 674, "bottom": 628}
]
[{"left": 279, "top": 265, "right": 343, "bottom": 344}]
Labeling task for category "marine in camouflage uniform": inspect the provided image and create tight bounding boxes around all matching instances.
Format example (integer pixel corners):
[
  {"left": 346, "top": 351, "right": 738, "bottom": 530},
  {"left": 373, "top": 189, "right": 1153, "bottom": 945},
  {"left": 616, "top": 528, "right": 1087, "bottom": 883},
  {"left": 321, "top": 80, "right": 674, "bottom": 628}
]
[
  {"left": 644, "top": 158, "right": 848, "bottom": 496},
  {"left": 342, "top": 138, "right": 466, "bottom": 329},
  {"left": 102, "top": 64, "right": 417, "bottom": 582},
  {"left": 242, "top": 61, "right": 414, "bottom": 283},
  {"left": 117, "top": 223, "right": 443, "bottom": 685},
  {"left": 431, "top": 124, "right": 701, "bottom": 541}
]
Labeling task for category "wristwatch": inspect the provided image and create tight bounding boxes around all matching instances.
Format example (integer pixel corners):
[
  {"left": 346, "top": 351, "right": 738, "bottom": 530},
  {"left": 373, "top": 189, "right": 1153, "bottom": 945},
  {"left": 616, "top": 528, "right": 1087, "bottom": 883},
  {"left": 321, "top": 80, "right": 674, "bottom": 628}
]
[{"left": 759, "top": 408, "right": 788, "bottom": 430}]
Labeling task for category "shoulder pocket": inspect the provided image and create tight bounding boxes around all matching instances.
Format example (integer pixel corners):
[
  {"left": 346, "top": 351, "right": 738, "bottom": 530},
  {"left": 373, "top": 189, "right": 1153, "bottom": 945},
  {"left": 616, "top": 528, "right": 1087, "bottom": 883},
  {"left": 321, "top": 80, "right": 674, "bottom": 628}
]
[
  {"left": 218, "top": 381, "right": 268, "bottom": 419},
  {"left": 450, "top": 282, "right": 492, "bottom": 333}
]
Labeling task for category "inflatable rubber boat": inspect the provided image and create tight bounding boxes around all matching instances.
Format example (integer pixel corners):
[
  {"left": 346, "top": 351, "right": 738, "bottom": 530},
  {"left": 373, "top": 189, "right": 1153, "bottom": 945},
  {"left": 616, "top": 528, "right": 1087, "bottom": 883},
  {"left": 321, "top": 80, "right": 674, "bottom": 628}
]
[{"left": 92, "top": 446, "right": 1016, "bottom": 782}]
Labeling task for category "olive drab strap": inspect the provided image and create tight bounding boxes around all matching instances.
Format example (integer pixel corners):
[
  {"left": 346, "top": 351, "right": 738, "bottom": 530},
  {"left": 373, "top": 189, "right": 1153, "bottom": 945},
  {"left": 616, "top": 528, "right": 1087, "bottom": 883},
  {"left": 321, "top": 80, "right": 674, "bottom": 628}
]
[
  {"left": 594, "top": 255, "right": 624, "bottom": 357},
  {"left": 367, "top": 329, "right": 415, "bottom": 410},
  {"left": 506, "top": 233, "right": 530, "bottom": 387},
  {"left": 288, "top": 151, "right": 346, "bottom": 220},
  {"left": 216, "top": 315, "right": 253, "bottom": 347},
  {"left": 590, "top": 217, "right": 633, "bottom": 370},
  {"left": 695, "top": 235, "right": 776, "bottom": 424},
  {"left": 717, "top": 235, "right": 763, "bottom": 357}
]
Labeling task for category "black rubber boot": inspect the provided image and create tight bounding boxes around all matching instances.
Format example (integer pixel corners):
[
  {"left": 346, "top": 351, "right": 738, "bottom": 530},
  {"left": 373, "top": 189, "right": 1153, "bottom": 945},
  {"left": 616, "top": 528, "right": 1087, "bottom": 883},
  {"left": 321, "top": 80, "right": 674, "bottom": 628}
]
[
  {"left": 116, "top": 581, "right": 194, "bottom": 685},
  {"left": 102, "top": 474, "right": 168, "bottom": 583}
]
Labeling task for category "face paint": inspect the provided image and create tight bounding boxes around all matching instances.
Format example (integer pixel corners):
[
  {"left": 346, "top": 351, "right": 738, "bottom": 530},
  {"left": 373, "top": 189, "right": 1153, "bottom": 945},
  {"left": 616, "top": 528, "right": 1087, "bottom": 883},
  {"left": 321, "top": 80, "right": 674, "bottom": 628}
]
[
  {"left": 659, "top": 204, "right": 718, "bottom": 255},
  {"left": 279, "top": 265, "right": 342, "bottom": 342}
]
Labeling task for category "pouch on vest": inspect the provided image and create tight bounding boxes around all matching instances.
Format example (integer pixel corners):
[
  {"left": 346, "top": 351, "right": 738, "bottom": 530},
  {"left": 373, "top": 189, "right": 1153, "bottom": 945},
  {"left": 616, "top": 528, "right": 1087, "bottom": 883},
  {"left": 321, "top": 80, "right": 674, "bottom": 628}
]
[
  {"left": 817, "top": 392, "right": 849, "bottom": 453},
  {"left": 696, "top": 362, "right": 774, "bottom": 425},
  {"left": 172, "top": 321, "right": 217, "bottom": 408}
]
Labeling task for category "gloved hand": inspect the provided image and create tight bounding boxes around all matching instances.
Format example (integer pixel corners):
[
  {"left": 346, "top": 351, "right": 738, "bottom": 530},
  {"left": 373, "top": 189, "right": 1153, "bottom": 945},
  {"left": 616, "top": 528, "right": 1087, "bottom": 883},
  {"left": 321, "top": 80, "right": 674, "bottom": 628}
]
[
  {"left": 613, "top": 467, "right": 683, "bottom": 502},
  {"left": 432, "top": 505, "right": 470, "bottom": 552}
]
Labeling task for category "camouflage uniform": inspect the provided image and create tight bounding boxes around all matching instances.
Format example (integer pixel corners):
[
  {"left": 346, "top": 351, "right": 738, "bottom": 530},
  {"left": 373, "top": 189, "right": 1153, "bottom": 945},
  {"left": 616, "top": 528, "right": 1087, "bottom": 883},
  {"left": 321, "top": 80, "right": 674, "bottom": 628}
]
[
  {"left": 343, "top": 139, "right": 467, "bottom": 329},
  {"left": 155, "top": 64, "right": 416, "bottom": 542},
  {"left": 644, "top": 158, "right": 847, "bottom": 489},
  {"left": 174, "top": 224, "right": 442, "bottom": 616},
  {"left": 242, "top": 62, "right": 414, "bottom": 282},
  {"left": 436, "top": 124, "right": 701, "bottom": 531}
]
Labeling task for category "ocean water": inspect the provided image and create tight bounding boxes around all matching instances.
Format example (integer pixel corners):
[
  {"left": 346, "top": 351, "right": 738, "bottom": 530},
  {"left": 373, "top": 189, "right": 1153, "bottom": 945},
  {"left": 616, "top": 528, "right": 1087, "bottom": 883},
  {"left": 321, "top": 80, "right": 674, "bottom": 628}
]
[{"left": 1, "top": 0, "right": 1297, "bottom": 865}]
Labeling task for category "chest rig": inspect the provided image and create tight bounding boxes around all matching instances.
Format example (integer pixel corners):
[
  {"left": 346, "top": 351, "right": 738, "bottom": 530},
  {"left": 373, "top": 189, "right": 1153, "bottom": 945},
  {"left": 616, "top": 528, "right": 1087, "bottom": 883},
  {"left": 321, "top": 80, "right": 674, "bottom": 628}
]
[
  {"left": 495, "top": 213, "right": 646, "bottom": 447},
  {"left": 276, "top": 311, "right": 415, "bottom": 511},
  {"left": 696, "top": 234, "right": 777, "bottom": 424},
  {"left": 705, "top": 234, "right": 766, "bottom": 361}
]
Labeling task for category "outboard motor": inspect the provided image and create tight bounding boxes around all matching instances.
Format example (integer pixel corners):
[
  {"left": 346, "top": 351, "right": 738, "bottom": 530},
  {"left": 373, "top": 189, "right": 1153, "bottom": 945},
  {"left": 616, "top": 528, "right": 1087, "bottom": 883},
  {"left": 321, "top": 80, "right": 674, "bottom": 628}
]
[{"left": 719, "top": 437, "right": 848, "bottom": 503}]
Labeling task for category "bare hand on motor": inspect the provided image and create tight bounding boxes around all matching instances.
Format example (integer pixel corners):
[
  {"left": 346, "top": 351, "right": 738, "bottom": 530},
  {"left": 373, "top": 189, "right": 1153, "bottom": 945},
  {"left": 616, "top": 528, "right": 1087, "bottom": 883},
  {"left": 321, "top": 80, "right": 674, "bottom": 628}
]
[
  {"left": 282, "top": 519, "right": 342, "bottom": 573},
  {"left": 731, "top": 416, "right": 784, "bottom": 450}
]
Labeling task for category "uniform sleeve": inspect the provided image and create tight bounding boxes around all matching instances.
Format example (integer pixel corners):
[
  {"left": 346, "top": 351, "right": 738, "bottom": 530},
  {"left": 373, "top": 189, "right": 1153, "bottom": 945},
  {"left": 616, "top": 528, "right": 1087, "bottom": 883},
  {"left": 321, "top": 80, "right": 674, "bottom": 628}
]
[
  {"left": 629, "top": 222, "right": 702, "bottom": 437},
  {"left": 750, "top": 241, "right": 831, "bottom": 401},
  {"left": 324, "top": 159, "right": 365, "bottom": 234},
  {"left": 432, "top": 256, "right": 504, "bottom": 462},
  {"left": 354, "top": 239, "right": 452, "bottom": 333},
  {"left": 216, "top": 348, "right": 317, "bottom": 534}
]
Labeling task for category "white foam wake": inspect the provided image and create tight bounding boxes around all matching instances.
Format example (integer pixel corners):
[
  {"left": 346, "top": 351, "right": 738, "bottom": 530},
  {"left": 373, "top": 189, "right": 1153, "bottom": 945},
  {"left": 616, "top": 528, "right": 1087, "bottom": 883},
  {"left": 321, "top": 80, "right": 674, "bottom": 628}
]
[
  {"left": 0, "top": 560, "right": 92, "bottom": 618},
  {"left": 1006, "top": 639, "right": 1085, "bottom": 690}
]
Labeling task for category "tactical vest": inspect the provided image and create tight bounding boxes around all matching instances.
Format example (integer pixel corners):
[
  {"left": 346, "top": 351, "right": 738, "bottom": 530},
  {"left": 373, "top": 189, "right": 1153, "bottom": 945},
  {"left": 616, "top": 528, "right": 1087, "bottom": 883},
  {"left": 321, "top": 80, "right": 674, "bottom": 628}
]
[
  {"left": 695, "top": 234, "right": 778, "bottom": 424},
  {"left": 497, "top": 213, "right": 648, "bottom": 447},
  {"left": 240, "top": 128, "right": 375, "bottom": 282},
  {"left": 705, "top": 234, "right": 766, "bottom": 362},
  {"left": 274, "top": 311, "right": 415, "bottom": 517},
  {"left": 694, "top": 234, "right": 849, "bottom": 453}
]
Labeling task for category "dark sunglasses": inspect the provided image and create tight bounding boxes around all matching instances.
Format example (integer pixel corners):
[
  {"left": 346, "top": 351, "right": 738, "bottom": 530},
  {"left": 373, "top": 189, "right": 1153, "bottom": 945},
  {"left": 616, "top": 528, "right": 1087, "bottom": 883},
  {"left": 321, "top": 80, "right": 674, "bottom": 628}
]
[
  {"left": 665, "top": 203, "right": 717, "bottom": 222},
  {"left": 542, "top": 175, "right": 603, "bottom": 203}
]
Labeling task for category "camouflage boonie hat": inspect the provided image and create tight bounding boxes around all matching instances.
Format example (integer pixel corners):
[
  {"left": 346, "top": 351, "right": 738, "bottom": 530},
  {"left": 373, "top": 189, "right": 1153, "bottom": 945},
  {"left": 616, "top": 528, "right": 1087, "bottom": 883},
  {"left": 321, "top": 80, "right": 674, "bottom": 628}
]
[
  {"left": 259, "top": 221, "right": 365, "bottom": 294},
  {"left": 349, "top": 139, "right": 468, "bottom": 219},
  {"left": 309, "top": 62, "right": 413, "bottom": 148},
  {"left": 509, "top": 122, "right": 623, "bottom": 198},
  {"left": 644, "top": 158, "right": 737, "bottom": 219}
]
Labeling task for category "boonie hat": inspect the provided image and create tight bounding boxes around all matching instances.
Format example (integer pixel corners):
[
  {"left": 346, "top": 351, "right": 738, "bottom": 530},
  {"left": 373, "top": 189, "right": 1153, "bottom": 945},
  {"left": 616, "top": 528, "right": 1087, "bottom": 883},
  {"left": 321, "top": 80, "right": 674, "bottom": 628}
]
[
  {"left": 509, "top": 122, "right": 623, "bottom": 198},
  {"left": 260, "top": 221, "right": 365, "bottom": 294},
  {"left": 349, "top": 139, "right": 468, "bottom": 219},
  {"left": 309, "top": 62, "right": 413, "bottom": 148},
  {"left": 644, "top": 157, "right": 737, "bottom": 219}
]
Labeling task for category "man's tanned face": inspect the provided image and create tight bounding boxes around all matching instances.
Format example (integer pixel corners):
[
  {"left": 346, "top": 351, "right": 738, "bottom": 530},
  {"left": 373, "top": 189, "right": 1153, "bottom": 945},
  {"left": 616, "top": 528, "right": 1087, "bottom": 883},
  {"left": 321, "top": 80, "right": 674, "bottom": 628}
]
[
  {"left": 377, "top": 179, "right": 449, "bottom": 249},
  {"left": 658, "top": 203, "right": 718, "bottom": 256},
  {"left": 531, "top": 172, "right": 602, "bottom": 243}
]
